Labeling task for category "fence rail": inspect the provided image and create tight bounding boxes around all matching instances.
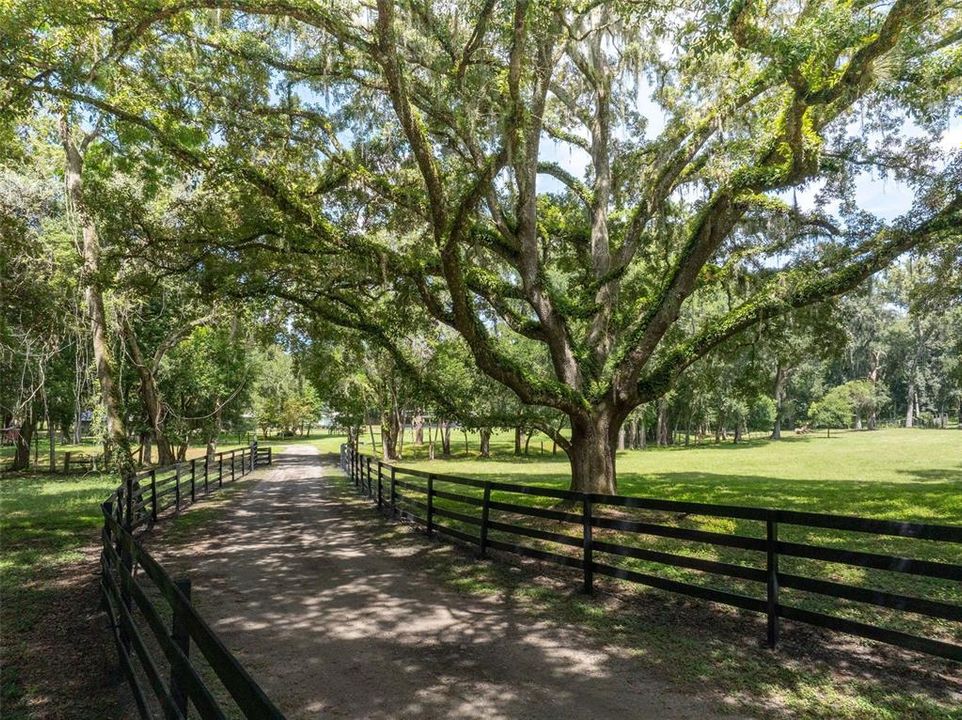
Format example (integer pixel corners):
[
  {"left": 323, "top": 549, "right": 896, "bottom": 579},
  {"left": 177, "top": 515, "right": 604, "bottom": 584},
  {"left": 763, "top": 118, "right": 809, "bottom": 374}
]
[
  {"left": 341, "top": 444, "right": 962, "bottom": 662},
  {"left": 100, "top": 444, "right": 281, "bottom": 719}
]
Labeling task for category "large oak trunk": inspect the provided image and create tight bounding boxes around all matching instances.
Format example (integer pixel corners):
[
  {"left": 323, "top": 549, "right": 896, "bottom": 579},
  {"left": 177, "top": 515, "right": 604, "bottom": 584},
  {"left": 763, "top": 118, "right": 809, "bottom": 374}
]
[{"left": 567, "top": 413, "right": 618, "bottom": 495}]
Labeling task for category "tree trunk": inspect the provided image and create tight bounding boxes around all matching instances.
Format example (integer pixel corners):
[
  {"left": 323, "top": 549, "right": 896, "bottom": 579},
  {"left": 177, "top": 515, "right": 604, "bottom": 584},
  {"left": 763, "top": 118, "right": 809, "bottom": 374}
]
[
  {"left": 868, "top": 351, "right": 882, "bottom": 430},
  {"left": 121, "top": 319, "right": 175, "bottom": 465},
  {"left": 72, "top": 404, "right": 82, "bottom": 444},
  {"left": 854, "top": 414, "right": 863, "bottom": 430},
  {"left": 656, "top": 399, "right": 670, "bottom": 446},
  {"left": 413, "top": 414, "right": 424, "bottom": 445},
  {"left": 514, "top": 426, "right": 522, "bottom": 455},
  {"left": 206, "top": 438, "right": 217, "bottom": 467},
  {"left": 617, "top": 425, "right": 626, "bottom": 451},
  {"left": 380, "top": 409, "right": 401, "bottom": 460},
  {"left": 639, "top": 416, "right": 647, "bottom": 449},
  {"left": 11, "top": 418, "right": 34, "bottom": 471},
  {"left": 61, "top": 115, "right": 136, "bottom": 481},
  {"left": 48, "top": 420, "right": 56, "bottom": 472},
  {"left": 771, "top": 362, "right": 787, "bottom": 440},
  {"left": 479, "top": 428, "right": 491, "bottom": 457},
  {"left": 905, "top": 379, "right": 916, "bottom": 428},
  {"left": 441, "top": 421, "right": 452, "bottom": 456},
  {"left": 397, "top": 412, "right": 406, "bottom": 458},
  {"left": 567, "top": 413, "right": 617, "bottom": 494}
]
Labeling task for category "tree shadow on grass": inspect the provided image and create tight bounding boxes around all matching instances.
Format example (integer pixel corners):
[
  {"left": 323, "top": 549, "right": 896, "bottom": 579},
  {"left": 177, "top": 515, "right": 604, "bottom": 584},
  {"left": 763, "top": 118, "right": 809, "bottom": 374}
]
[
  {"left": 152, "top": 451, "right": 961, "bottom": 720},
  {"left": 152, "top": 451, "right": 737, "bottom": 720},
  {"left": 894, "top": 466, "right": 962, "bottom": 484},
  {"left": 0, "top": 472, "right": 132, "bottom": 719}
]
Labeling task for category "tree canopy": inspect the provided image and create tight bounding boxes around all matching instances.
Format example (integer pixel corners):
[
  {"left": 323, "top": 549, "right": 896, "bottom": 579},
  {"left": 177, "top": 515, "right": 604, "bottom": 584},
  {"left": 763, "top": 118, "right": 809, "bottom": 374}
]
[{"left": 3, "top": 0, "right": 961, "bottom": 490}]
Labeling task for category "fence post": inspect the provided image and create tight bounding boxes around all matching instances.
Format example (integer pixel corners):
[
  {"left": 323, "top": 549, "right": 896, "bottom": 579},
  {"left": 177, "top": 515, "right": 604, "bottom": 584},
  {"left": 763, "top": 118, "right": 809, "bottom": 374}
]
[
  {"left": 426, "top": 474, "right": 435, "bottom": 537},
  {"left": 377, "top": 462, "right": 384, "bottom": 510},
  {"left": 766, "top": 511, "right": 780, "bottom": 648},
  {"left": 390, "top": 466, "right": 397, "bottom": 517},
  {"left": 203, "top": 455, "right": 209, "bottom": 494},
  {"left": 120, "top": 473, "right": 135, "bottom": 655},
  {"left": 366, "top": 456, "right": 372, "bottom": 498},
  {"left": 230, "top": 450, "right": 236, "bottom": 482},
  {"left": 582, "top": 494, "right": 593, "bottom": 594},
  {"left": 218, "top": 454, "right": 223, "bottom": 488},
  {"left": 100, "top": 500, "right": 113, "bottom": 611},
  {"left": 124, "top": 472, "right": 134, "bottom": 531},
  {"left": 150, "top": 469, "right": 158, "bottom": 523},
  {"left": 170, "top": 577, "right": 191, "bottom": 717},
  {"left": 175, "top": 466, "right": 181, "bottom": 511},
  {"left": 479, "top": 482, "right": 492, "bottom": 558},
  {"left": 190, "top": 458, "right": 196, "bottom": 503}
]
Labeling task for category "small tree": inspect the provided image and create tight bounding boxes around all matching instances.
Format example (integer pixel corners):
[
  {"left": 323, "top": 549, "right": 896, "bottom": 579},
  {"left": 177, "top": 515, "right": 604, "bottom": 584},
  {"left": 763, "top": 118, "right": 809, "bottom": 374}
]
[
  {"left": 838, "top": 380, "right": 889, "bottom": 430},
  {"left": 808, "top": 389, "right": 852, "bottom": 438}
]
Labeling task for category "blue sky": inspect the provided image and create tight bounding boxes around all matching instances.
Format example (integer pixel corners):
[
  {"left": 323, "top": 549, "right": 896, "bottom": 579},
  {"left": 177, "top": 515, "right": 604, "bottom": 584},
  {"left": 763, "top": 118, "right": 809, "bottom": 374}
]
[{"left": 536, "top": 92, "right": 962, "bottom": 224}]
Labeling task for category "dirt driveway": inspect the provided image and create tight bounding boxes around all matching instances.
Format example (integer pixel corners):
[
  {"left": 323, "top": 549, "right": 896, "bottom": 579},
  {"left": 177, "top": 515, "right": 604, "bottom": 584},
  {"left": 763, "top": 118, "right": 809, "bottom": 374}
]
[{"left": 156, "top": 444, "right": 746, "bottom": 719}]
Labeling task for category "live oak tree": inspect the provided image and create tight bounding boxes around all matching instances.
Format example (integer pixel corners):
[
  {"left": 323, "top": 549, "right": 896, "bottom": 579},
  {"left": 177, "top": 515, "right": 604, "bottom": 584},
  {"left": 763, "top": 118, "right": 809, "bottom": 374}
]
[{"left": 6, "top": 0, "right": 962, "bottom": 491}]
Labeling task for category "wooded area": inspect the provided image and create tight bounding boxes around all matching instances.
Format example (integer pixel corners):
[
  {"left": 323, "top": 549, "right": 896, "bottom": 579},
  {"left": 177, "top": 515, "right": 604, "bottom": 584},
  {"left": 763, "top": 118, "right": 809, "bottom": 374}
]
[
  {"left": 2, "top": 3, "right": 962, "bottom": 718},
  {"left": 3, "top": 0, "right": 961, "bottom": 494}
]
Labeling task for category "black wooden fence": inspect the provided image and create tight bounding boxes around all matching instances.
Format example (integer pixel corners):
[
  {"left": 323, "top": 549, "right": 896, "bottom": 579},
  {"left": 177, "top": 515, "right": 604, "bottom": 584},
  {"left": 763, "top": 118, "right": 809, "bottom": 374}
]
[
  {"left": 341, "top": 444, "right": 962, "bottom": 662},
  {"left": 100, "top": 444, "right": 285, "bottom": 719}
]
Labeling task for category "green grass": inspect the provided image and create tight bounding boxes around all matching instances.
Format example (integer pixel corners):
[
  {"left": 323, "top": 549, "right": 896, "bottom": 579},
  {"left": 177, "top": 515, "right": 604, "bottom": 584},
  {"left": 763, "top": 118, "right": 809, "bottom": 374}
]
[
  {"left": 389, "top": 427, "right": 961, "bottom": 519},
  {"left": 321, "top": 428, "right": 962, "bottom": 719},
  {"left": 391, "top": 429, "right": 962, "bottom": 635},
  {"left": 0, "top": 470, "right": 120, "bottom": 718},
  {"left": 323, "top": 458, "right": 962, "bottom": 720},
  {"left": 0, "top": 438, "right": 264, "bottom": 718}
]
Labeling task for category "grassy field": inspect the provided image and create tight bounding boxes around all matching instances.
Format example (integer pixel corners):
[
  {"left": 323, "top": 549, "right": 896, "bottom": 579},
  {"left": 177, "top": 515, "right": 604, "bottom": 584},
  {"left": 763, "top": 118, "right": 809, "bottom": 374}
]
[
  {"left": 2, "top": 429, "right": 958, "bottom": 719},
  {"left": 326, "top": 427, "right": 962, "bottom": 719},
  {"left": 0, "top": 438, "right": 259, "bottom": 719},
  {"left": 0, "top": 432, "right": 259, "bottom": 473},
  {"left": 382, "top": 427, "right": 961, "bottom": 519},
  {"left": 387, "top": 428, "right": 962, "bottom": 629}
]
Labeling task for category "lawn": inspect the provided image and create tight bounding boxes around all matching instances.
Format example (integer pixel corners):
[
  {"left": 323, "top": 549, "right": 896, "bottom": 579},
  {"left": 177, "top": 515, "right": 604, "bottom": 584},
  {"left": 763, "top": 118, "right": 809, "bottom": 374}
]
[
  {"left": 387, "top": 429, "right": 962, "bottom": 629},
  {"left": 385, "top": 427, "right": 962, "bottom": 521},
  {"left": 0, "top": 438, "right": 262, "bottom": 719},
  {"left": 327, "top": 427, "right": 962, "bottom": 719}
]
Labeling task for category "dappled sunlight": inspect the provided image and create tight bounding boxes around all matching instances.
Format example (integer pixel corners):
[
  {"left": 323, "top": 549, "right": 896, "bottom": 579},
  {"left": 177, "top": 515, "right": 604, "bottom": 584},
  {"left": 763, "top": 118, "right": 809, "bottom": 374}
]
[{"left": 152, "top": 445, "right": 745, "bottom": 720}]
